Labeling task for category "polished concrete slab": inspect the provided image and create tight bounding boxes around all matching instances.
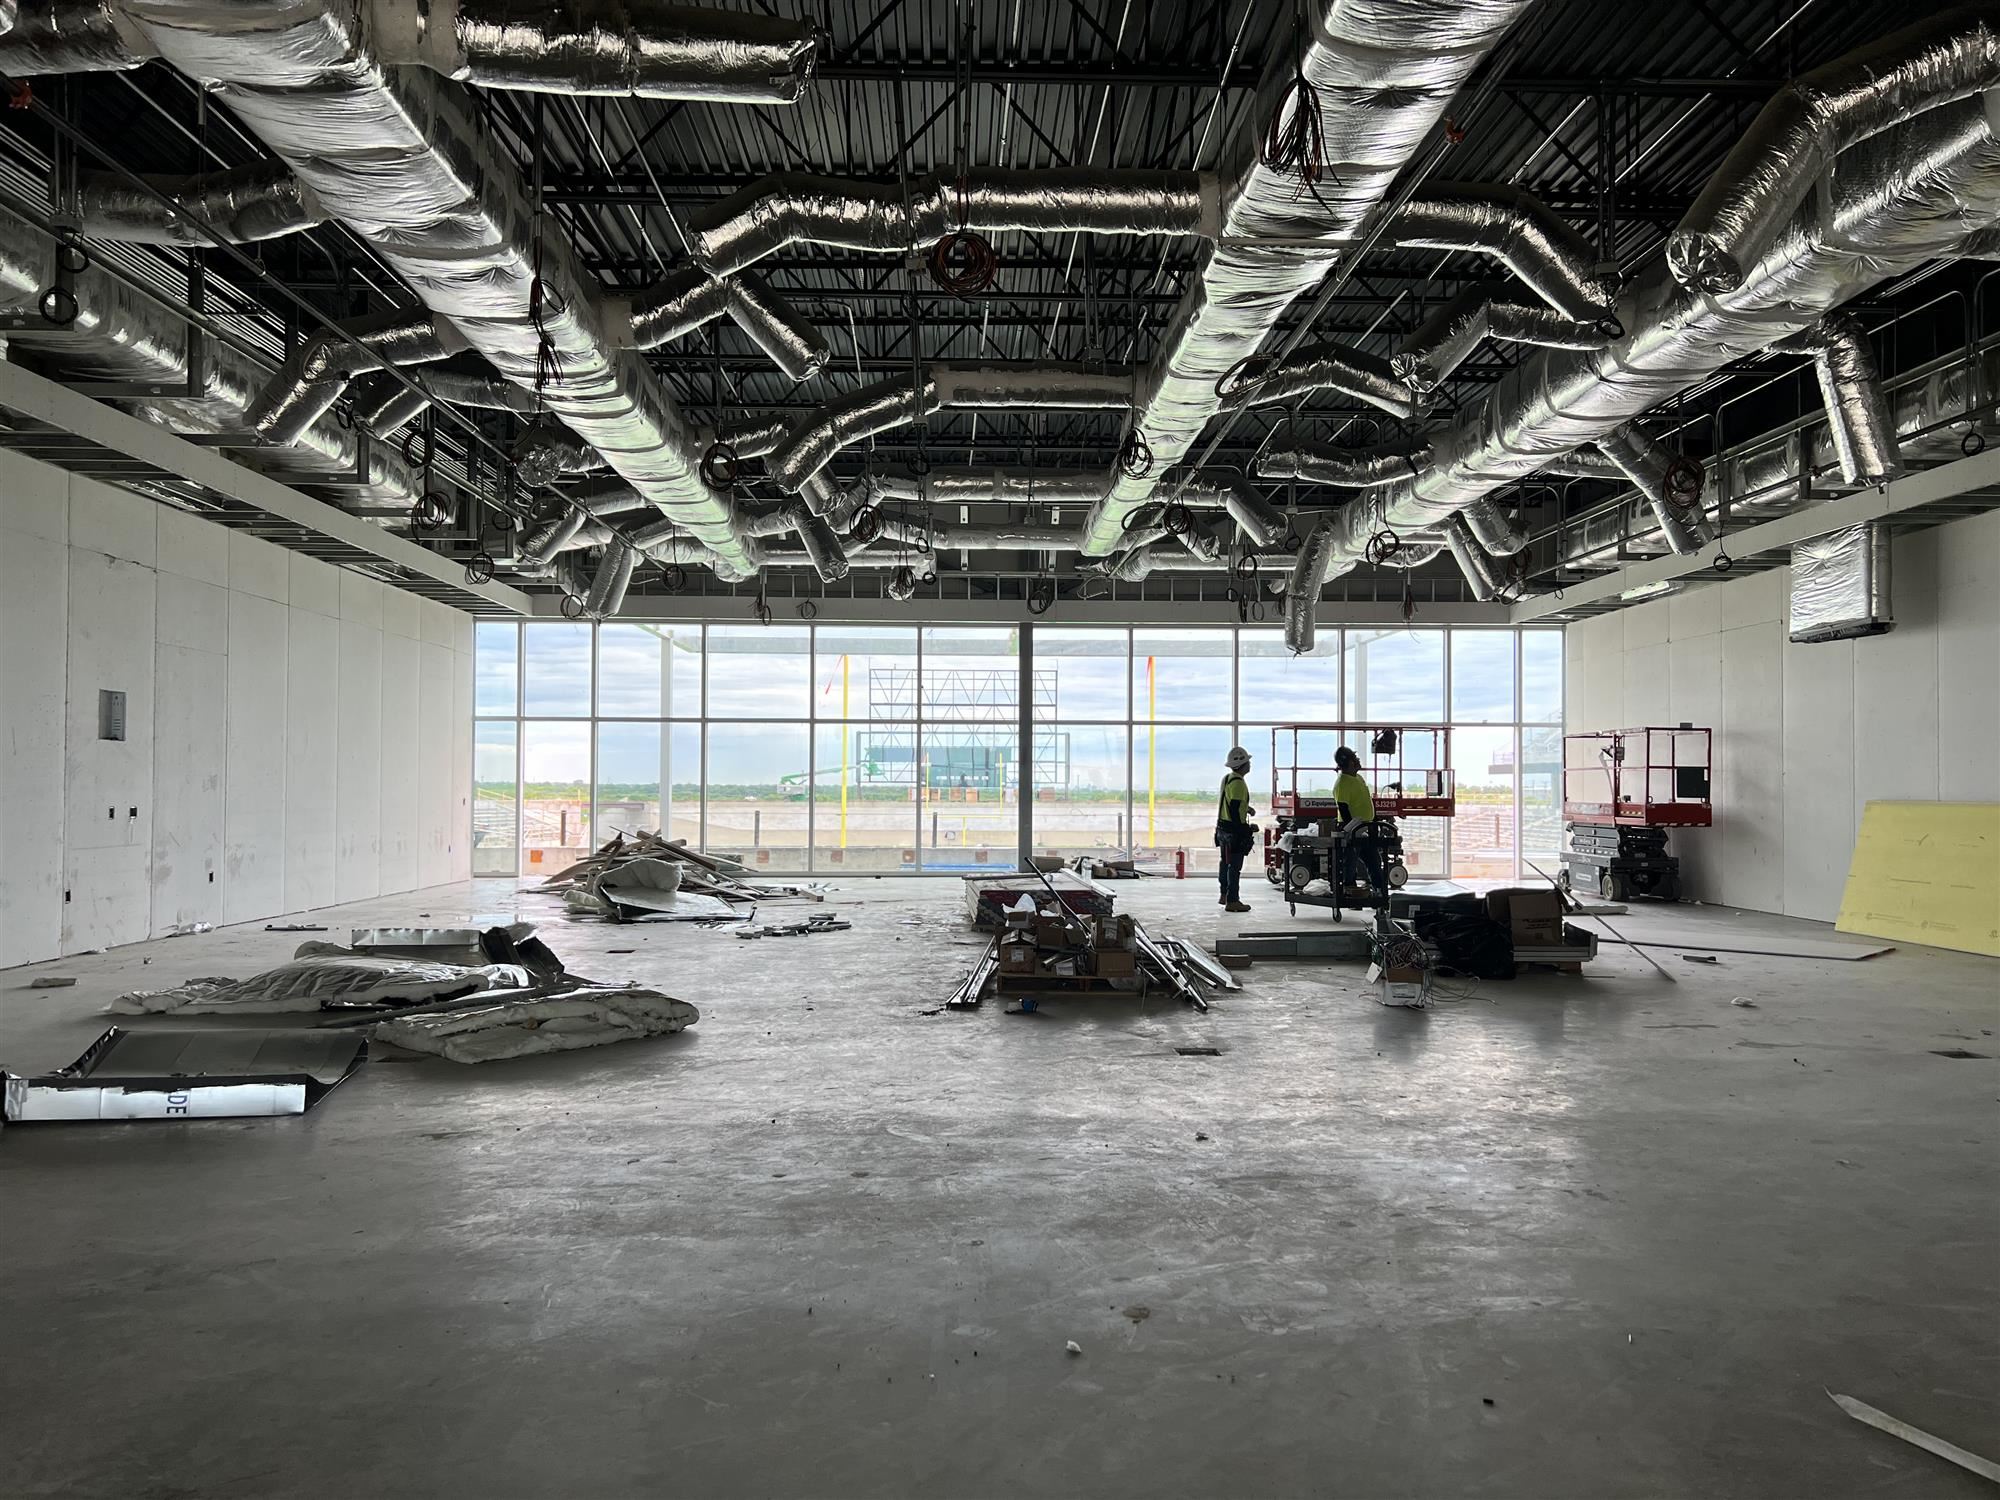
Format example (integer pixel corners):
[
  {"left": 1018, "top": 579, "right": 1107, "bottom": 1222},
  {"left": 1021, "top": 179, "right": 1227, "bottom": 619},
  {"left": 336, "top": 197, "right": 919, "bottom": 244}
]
[{"left": 2, "top": 876, "right": 1995, "bottom": 1498}]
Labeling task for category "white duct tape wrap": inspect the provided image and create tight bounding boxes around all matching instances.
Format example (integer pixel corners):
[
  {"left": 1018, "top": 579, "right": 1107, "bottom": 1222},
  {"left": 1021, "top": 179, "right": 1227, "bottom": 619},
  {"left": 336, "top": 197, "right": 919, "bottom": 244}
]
[
  {"left": 1298, "top": 72, "right": 2000, "bottom": 591},
  {"left": 1789, "top": 522, "right": 1894, "bottom": 642},
  {"left": 1778, "top": 311, "right": 1903, "bottom": 483},
  {"left": 1669, "top": 7, "right": 2000, "bottom": 292},
  {"left": 1217, "top": 342, "right": 1427, "bottom": 421},
  {"left": 584, "top": 540, "right": 637, "bottom": 617},
  {"left": 118, "top": 0, "right": 761, "bottom": 572},
  {"left": 687, "top": 168, "right": 1216, "bottom": 276},
  {"left": 1076, "top": 0, "right": 1534, "bottom": 556},
  {"left": 76, "top": 162, "right": 326, "bottom": 244},
  {"left": 245, "top": 309, "right": 463, "bottom": 445},
  {"left": 1257, "top": 441, "right": 1429, "bottom": 488},
  {"left": 1387, "top": 184, "right": 1618, "bottom": 321},
  {"left": 378, "top": 0, "right": 819, "bottom": 103},
  {"left": 1390, "top": 281, "right": 1617, "bottom": 392}
]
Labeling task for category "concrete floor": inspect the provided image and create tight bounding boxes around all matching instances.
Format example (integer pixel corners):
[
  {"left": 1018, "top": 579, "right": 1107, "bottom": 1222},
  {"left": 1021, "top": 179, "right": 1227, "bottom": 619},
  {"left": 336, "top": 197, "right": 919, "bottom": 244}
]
[{"left": 2, "top": 876, "right": 1995, "bottom": 1499}]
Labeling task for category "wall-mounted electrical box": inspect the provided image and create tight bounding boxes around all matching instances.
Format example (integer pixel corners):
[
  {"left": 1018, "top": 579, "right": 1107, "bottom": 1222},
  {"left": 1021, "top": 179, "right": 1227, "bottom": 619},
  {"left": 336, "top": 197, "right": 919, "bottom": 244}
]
[{"left": 97, "top": 689, "right": 126, "bottom": 742}]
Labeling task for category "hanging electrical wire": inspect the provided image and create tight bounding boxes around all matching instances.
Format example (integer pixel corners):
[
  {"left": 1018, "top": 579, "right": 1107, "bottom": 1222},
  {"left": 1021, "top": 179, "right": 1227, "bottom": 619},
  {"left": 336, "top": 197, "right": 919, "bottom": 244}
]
[{"left": 1259, "top": 3, "right": 1330, "bottom": 195}]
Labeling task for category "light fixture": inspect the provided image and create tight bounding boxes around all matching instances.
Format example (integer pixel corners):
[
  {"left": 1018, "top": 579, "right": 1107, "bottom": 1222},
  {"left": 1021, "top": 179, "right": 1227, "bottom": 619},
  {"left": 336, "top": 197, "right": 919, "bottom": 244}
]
[{"left": 1618, "top": 579, "right": 1679, "bottom": 602}]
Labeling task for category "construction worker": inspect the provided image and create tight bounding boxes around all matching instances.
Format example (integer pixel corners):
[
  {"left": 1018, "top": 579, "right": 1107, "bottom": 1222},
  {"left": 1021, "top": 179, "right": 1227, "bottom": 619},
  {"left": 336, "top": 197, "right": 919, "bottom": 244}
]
[
  {"left": 1331, "top": 745, "right": 1381, "bottom": 895},
  {"left": 1215, "top": 745, "right": 1257, "bottom": 913}
]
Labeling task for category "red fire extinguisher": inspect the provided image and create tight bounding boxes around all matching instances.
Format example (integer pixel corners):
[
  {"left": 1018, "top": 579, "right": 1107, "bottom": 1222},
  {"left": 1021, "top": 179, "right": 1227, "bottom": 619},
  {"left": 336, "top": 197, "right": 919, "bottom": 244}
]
[{"left": 1173, "top": 847, "right": 1187, "bottom": 879}]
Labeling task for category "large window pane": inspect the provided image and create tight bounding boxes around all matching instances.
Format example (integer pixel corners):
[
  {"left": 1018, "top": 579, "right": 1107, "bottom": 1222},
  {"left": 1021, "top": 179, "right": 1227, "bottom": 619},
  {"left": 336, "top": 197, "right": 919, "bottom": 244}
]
[
  {"left": 475, "top": 621, "right": 518, "bottom": 716},
  {"left": 705, "top": 722, "right": 809, "bottom": 867},
  {"left": 1133, "top": 723, "right": 1233, "bottom": 872},
  {"left": 1240, "top": 725, "right": 1340, "bottom": 805},
  {"left": 919, "top": 725, "right": 1018, "bottom": 871},
  {"left": 1035, "top": 629, "right": 1129, "bottom": 720},
  {"left": 473, "top": 721, "right": 517, "bottom": 876},
  {"left": 1522, "top": 630, "right": 1564, "bottom": 723},
  {"left": 1520, "top": 725, "right": 1563, "bottom": 873},
  {"left": 920, "top": 627, "right": 1020, "bottom": 713},
  {"left": 813, "top": 626, "right": 918, "bottom": 721},
  {"left": 1033, "top": 723, "right": 1129, "bottom": 865},
  {"left": 1451, "top": 630, "right": 1516, "bottom": 722},
  {"left": 594, "top": 722, "right": 700, "bottom": 846},
  {"left": 522, "top": 622, "right": 592, "bottom": 717},
  {"left": 707, "top": 625, "right": 810, "bottom": 717},
  {"left": 1239, "top": 629, "right": 1339, "bottom": 721},
  {"left": 521, "top": 720, "right": 591, "bottom": 874},
  {"left": 813, "top": 722, "right": 915, "bottom": 872},
  {"left": 1450, "top": 725, "right": 1518, "bottom": 879},
  {"left": 596, "top": 623, "right": 701, "bottom": 718},
  {"left": 1133, "top": 629, "right": 1234, "bottom": 721},
  {"left": 1344, "top": 628, "right": 1444, "bottom": 721}
]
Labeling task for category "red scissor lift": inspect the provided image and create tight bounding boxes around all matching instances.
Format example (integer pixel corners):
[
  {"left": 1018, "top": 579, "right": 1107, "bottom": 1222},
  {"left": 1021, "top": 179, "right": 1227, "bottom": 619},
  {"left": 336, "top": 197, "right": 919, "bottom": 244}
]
[
  {"left": 1263, "top": 725, "right": 1455, "bottom": 914},
  {"left": 1560, "top": 726, "right": 1711, "bottom": 901}
]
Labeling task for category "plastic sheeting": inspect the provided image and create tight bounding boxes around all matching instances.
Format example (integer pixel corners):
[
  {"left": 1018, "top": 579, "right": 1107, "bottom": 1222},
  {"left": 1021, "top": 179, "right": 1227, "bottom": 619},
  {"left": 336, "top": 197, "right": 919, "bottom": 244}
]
[
  {"left": 113, "top": 948, "right": 523, "bottom": 1014},
  {"left": 1790, "top": 522, "right": 1894, "bottom": 642}
]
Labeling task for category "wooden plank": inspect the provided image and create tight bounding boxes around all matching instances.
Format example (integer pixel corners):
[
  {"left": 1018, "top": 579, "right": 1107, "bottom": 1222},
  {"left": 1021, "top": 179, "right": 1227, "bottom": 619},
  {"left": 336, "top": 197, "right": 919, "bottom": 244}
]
[{"left": 1836, "top": 800, "right": 2000, "bottom": 958}]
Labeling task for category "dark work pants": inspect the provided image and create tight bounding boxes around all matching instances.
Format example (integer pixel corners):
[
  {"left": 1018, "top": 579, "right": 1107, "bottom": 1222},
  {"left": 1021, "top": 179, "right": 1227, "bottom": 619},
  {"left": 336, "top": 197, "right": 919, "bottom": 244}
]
[{"left": 1218, "top": 837, "right": 1247, "bottom": 902}]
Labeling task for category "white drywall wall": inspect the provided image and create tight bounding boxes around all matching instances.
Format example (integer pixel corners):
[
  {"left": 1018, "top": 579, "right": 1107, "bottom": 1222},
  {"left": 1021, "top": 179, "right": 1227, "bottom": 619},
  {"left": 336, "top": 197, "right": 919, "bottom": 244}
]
[
  {"left": 1563, "top": 508, "right": 2000, "bottom": 922},
  {"left": 0, "top": 446, "right": 481, "bottom": 968}
]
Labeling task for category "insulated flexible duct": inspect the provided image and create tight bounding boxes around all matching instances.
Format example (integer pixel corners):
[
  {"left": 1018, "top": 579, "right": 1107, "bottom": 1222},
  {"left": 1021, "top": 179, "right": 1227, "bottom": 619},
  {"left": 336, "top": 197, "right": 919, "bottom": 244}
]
[
  {"left": 513, "top": 426, "right": 605, "bottom": 486},
  {"left": 625, "top": 266, "right": 828, "bottom": 380},
  {"left": 0, "top": 0, "right": 146, "bottom": 72},
  {"left": 0, "top": 213, "right": 422, "bottom": 505},
  {"left": 688, "top": 168, "right": 1217, "bottom": 278},
  {"left": 1461, "top": 496, "right": 1527, "bottom": 555},
  {"left": 518, "top": 504, "right": 590, "bottom": 563},
  {"left": 1669, "top": 7, "right": 2000, "bottom": 292},
  {"left": 1598, "top": 423, "right": 1714, "bottom": 556},
  {"left": 584, "top": 541, "right": 636, "bottom": 617},
  {"left": 418, "top": 367, "right": 546, "bottom": 413},
  {"left": 1284, "top": 519, "right": 1339, "bottom": 651},
  {"left": 1384, "top": 184, "right": 1618, "bottom": 322},
  {"left": 868, "top": 467, "right": 1105, "bottom": 507},
  {"left": 1216, "top": 342, "right": 1426, "bottom": 421},
  {"left": 1391, "top": 282, "right": 1617, "bottom": 392},
  {"left": 76, "top": 162, "right": 326, "bottom": 244},
  {"left": 1257, "top": 441, "right": 1429, "bottom": 488},
  {"left": 244, "top": 309, "right": 463, "bottom": 445},
  {"left": 118, "top": 0, "right": 768, "bottom": 577},
  {"left": 1297, "top": 69, "right": 2000, "bottom": 589},
  {"left": 1077, "top": 0, "right": 1532, "bottom": 555},
  {"left": 1777, "top": 311, "right": 1902, "bottom": 484},
  {"left": 787, "top": 503, "right": 850, "bottom": 581},
  {"left": 1440, "top": 513, "right": 1503, "bottom": 601}
]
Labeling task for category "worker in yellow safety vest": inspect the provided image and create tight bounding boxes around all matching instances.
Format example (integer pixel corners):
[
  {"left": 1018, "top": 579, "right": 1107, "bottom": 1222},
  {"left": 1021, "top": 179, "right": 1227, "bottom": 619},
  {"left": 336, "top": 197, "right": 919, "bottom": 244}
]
[
  {"left": 1214, "top": 745, "right": 1257, "bottom": 913},
  {"left": 1332, "top": 745, "right": 1382, "bottom": 894}
]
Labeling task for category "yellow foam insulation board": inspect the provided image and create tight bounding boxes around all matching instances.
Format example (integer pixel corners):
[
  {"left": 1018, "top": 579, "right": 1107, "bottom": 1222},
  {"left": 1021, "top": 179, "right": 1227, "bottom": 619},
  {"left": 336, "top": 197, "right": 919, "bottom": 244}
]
[{"left": 1837, "top": 801, "right": 2000, "bottom": 958}]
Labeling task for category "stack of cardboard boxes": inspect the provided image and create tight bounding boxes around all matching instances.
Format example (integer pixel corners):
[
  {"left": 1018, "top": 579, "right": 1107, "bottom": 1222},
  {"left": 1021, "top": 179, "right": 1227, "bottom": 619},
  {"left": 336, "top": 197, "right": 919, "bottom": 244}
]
[
  {"left": 994, "top": 901, "right": 1139, "bottom": 982},
  {"left": 1483, "top": 887, "right": 1566, "bottom": 947}
]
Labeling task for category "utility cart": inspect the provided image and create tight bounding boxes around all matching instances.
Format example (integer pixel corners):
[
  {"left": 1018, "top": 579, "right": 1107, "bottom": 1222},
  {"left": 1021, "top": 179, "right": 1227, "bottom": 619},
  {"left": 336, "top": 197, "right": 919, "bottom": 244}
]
[
  {"left": 1263, "top": 724, "right": 1455, "bottom": 920},
  {"left": 1560, "top": 725, "right": 1711, "bottom": 901}
]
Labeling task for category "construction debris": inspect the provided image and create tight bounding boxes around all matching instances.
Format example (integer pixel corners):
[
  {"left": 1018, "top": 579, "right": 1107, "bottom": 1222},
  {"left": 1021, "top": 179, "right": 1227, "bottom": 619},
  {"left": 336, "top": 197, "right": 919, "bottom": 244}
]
[
  {"left": 536, "top": 830, "right": 823, "bottom": 913},
  {"left": 963, "top": 870, "right": 1115, "bottom": 929},
  {"left": 371, "top": 988, "right": 698, "bottom": 1064},
  {"left": 3, "top": 1027, "right": 366, "bottom": 1122},
  {"left": 28, "top": 976, "right": 77, "bottom": 989},
  {"left": 735, "top": 913, "right": 851, "bottom": 939},
  {"left": 1828, "top": 1391, "right": 2000, "bottom": 1484},
  {"left": 113, "top": 945, "right": 529, "bottom": 1016},
  {"left": 948, "top": 889, "right": 1226, "bottom": 1012}
]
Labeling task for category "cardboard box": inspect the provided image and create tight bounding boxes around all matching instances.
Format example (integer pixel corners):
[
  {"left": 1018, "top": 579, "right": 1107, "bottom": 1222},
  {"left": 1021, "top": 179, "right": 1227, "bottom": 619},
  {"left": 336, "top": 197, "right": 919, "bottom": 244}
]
[
  {"left": 1092, "top": 914, "right": 1137, "bottom": 949},
  {"left": 1366, "top": 960, "right": 1426, "bottom": 985},
  {"left": 1036, "top": 915, "right": 1079, "bottom": 948},
  {"left": 1091, "top": 948, "right": 1138, "bottom": 977},
  {"left": 998, "top": 939, "right": 1040, "bottom": 974},
  {"left": 1486, "top": 887, "right": 1565, "bottom": 947}
]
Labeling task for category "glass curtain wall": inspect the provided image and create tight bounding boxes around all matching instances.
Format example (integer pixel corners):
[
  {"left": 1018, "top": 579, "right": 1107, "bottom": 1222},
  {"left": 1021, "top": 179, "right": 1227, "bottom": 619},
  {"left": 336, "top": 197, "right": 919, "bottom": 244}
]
[{"left": 472, "top": 623, "right": 1561, "bottom": 879}]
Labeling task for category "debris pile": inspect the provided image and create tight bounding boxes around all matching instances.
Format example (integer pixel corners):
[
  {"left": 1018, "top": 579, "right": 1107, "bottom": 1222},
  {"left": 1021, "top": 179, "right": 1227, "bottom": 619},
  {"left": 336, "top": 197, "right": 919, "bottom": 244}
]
[
  {"left": 538, "top": 831, "right": 823, "bottom": 920},
  {"left": 373, "top": 988, "right": 698, "bottom": 1064},
  {"left": 948, "top": 890, "right": 1238, "bottom": 1012}
]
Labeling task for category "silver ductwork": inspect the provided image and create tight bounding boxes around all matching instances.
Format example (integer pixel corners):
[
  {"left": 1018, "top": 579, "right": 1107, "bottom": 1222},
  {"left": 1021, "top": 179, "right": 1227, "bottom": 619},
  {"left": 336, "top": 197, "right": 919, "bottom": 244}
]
[
  {"left": 1386, "top": 185, "right": 1618, "bottom": 322},
  {"left": 1257, "top": 441, "right": 1427, "bottom": 488},
  {"left": 868, "top": 466, "right": 1105, "bottom": 507},
  {"left": 765, "top": 365, "right": 1135, "bottom": 490},
  {"left": 418, "top": 367, "right": 546, "bottom": 414},
  {"left": 118, "top": 0, "right": 773, "bottom": 579},
  {"left": 1669, "top": 7, "right": 2000, "bottom": 292},
  {"left": 1777, "top": 312, "right": 1901, "bottom": 484},
  {"left": 375, "top": 0, "right": 820, "bottom": 103},
  {"left": 1217, "top": 342, "right": 1426, "bottom": 421},
  {"left": 584, "top": 540, "right": 637, "bottom": 618},
  {"left": 1077, "top": 0, "right": 1533, "bottom": 555},
  {"left": 1391, "top": 282, "right": 1617, "bottom": 393},
  {"left": 513, "top": 425, "right": 607, "bottom": 486},
  {"left": 1461, "top": 496, "right": 1526, "bottom": 555},
  {"left": 519, "top": 505, "right": 590, "bottom": 564},
  {"left": 1598, "top": 423, "right": 1714, "bottom": 556},
  {"left": 76, "top": 163, "right": 326, "bottom": 244},
  {"left": 1284, "top": 520, "right": 1339, "bottom": 650},
  {"left": 688, "top": 169, "right": 1218, "bottom": 278},
  {"left": 624, "top": 266, "right": 829, "bottom": 381},
  {"left": 1441, "top": 512, "right": 1504, "bottom": 602},
  {"left": 1789, "top": 522, "right": 1893, "bottom": 643},
  {"left": 0, "top": 0, "right": 146, "bottom": 72},
  {"left": 0, "top": 211, "right": 421, "bottom": 504},
  {"left": 245, "top": 309, "right": 463, "bottom": 445},
  {"left": 1302, "top": 69, "right": 2000, "bottom": 588},
  {"left": 788, "top": 504, "right": 850, "bottom": 581}
]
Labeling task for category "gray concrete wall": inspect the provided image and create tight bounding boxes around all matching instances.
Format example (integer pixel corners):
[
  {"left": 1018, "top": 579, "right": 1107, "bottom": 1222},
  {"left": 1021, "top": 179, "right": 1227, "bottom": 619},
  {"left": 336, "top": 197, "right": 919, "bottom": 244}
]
[
  {"left": 0, "top": 446, "right": 475, "bottom": 967},
  {"left": 1563, "top": 507, "right": 2000, "bottom": 920}
]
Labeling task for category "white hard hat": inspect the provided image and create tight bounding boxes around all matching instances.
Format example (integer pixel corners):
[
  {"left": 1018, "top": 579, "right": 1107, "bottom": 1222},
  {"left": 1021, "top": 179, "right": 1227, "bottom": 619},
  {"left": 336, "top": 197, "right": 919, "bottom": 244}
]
[{"left": 1225, "top": 746, "right": 1251, "bottom": 772}]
